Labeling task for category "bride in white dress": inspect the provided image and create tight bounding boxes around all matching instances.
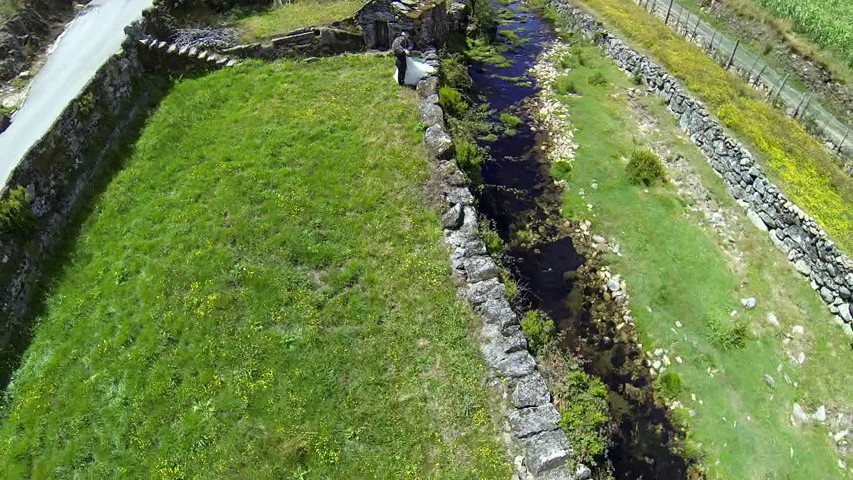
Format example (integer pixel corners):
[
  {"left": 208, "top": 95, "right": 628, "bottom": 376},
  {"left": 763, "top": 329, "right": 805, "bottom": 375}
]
[{"left": 393, "top": 56, "right": 437, "bottom": 86}]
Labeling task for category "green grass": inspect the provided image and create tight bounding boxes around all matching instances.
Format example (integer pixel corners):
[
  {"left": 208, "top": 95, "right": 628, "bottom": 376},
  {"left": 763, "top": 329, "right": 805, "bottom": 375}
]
[
  {"left": 0, "top": 0, "right": 21, "bottom": 18},
  {"left": 752, "top": 0, "right": 853, "bottom": 66},
  {"left": 563, "top": 0, "right": 853, "bottom": 254},
  {"left": 550, "top": 43, "right": 852, "bottom": 480},
  {"left": 0, "top": 55, "right": 511, "bottom": 479},
  {"left": 229, "top": 0, "right": 365, "bottom": 41}
]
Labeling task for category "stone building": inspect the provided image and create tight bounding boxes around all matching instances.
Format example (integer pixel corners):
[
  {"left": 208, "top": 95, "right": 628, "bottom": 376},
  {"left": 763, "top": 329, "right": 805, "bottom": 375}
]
[{"left": 355, "top": 0, "right": 449, "bottom": 50}]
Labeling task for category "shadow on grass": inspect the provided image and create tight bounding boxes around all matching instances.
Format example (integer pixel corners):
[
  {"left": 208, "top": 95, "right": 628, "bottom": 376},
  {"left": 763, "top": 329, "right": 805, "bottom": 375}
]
[{"left": 0, "top": 71, "right": 208, "bottom": 390}]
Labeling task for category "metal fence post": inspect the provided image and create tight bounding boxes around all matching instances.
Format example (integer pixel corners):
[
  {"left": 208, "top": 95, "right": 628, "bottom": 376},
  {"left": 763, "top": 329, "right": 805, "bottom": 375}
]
[
  {"left": 664, "top": 0, "right": 674, "bottom": 24},
  {"left": 726, "top": 39, "right": 739, "bottom": 70}
]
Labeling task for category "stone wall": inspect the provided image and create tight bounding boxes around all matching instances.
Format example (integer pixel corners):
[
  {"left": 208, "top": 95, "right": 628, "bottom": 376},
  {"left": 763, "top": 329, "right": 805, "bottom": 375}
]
[
  {"left": 0, "top": 0, "right": 75, "bottom": 81},
  {"left": 0, "top": 33, "right": 145, "bottom": 334},
  {"left": 137, "top": 35, "right": 240, "bottom": 72},
  {"left": 418, "top": 52, "right": 589, "bottom": 480},
  {"left": 221, "top": 24, "right": 365, "bottom": 60},
  {"left": 545, "top": 0, "right": 853, "bottom": 330}
]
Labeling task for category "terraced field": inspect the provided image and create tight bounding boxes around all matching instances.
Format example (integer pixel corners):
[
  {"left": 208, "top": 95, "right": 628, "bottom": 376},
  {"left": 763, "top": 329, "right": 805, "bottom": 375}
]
[{"left": 0, "top": 55, "right": 510, "bottom": 478}]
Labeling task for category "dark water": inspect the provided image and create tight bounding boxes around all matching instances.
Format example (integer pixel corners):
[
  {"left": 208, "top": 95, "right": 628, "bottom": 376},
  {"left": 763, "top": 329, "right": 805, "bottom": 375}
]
[{"left": 468, "top": 2, "right": 691, "bottom": 478}]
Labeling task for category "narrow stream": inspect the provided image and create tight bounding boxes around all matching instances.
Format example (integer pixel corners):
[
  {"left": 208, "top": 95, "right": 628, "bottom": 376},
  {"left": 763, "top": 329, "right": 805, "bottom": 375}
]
[
  {"left": 468, "top": 1, "right": 691, "bottom": 477},
  {"left": 0, "top": 0, "right": 153, "bottom": 186}
]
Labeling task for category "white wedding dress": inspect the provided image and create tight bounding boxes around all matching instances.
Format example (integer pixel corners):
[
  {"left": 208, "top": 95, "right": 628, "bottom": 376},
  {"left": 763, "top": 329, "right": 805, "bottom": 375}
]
[{"left": 393, "top": 56, "right": 437, "bottom": 85}]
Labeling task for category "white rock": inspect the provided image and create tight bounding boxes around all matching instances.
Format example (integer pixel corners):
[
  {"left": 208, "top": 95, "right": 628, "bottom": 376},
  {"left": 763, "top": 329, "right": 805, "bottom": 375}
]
[
  {"left": 675, "top": 321, "right": 682, "bottom": 328},
  {"left": 792, "top": 325, "right": 804, "bottom": 336},
  {"left": 793, "top": 403, "right": 809, "bottom": 423},
  {"left": 740, "top": 297, "right": 757, "bottom": 309},
  {"left": 797, "top": 352, "right": 806, "bottom": 364},
  {"left": 813, "top": 405, "right": 826, "bottom": 423},
  {"left": 766, "top": 312, "right": 780, "bottom": 328}
]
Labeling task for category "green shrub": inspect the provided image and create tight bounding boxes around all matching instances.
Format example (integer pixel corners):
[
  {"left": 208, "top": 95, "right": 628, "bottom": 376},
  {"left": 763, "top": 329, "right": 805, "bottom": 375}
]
[
  {"left": 520, "top": 310, "right": 554, "bottom": 354},
  {"left": 478, "top": 220, "right": 506, "bottom": 255},
  {"left": 588, "top": 71, "right": 607, "bottom": 86},
  {"left": 632, "top": 71, "right": 643, "bottom": 85},
  {"left": 554, "top": 75, "right": 577, "bottom": 95},
  {"left": 703, "top": 310, "right": 749, "bottom": 350},
  {"left": 77, "top": 92, "right": 95, "bottom": 117},
  {"left": 657, "top": 371, "right": 684, "bottom": 398},
  {"left": 0, "top": 186, "right": 33, "bottom": 234},
  {"left": 455, "top": 139, "right": 484, "bottom": 182},
  {"left": 438, "top": 86, "right": 469, "bottom": 118},
  {"left": 440, "top": 55, "right": 473, "bottom": 91},
  {"left": 556, "top": 368, "right": 611, "bottom": 465},
  {"left": 625, "top": 149, "right": 666, "bottom": 186},
  {"left": 551, "top": 160, "right": 572, "bottom": 180},
  {"left": 0, "top": 105, "right": 16, "bottom": 118}
]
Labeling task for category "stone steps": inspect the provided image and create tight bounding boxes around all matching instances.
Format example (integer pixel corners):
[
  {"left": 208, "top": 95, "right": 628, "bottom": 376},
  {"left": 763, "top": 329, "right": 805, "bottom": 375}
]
[{"left": 137, "top": 35, "right": 239, "bottom": 69}]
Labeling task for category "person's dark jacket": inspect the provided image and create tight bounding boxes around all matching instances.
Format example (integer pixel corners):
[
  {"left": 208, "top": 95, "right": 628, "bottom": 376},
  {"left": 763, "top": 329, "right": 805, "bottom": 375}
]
[{"left": 391, "top": 35, "right": 411, "bottom": 57}]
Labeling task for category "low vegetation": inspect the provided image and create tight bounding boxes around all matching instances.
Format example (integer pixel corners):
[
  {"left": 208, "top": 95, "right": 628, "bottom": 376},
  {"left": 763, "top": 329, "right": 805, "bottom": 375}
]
[
  {"left": 549, "top": 41, "right": 851, "bottom": 479},
  {"left": 548, "top": 360, "right": 611, "bottom": 468},
  {"left": 566, "top": 0, "right": 853, "bottom": 253},
  {"left": 0, "top": 186, "right": 32, "bottom": 235},
  {"left": 520, "top": 309, "right": 555, "bottom": 355},
  {"left": 752, "top": 0, "right": 852, "bottom": 66},
  {"left": 0, "top": 0, "right": 21, "bottom": 18},
  {"left": 0, "top": 55, "right": 511, "bottom": 478},
  {"left": 625, "top": 149, "right": 666, "bottom": 186},
  {"left": 227, "top": 0, "right": 365, "bottom": 40}
]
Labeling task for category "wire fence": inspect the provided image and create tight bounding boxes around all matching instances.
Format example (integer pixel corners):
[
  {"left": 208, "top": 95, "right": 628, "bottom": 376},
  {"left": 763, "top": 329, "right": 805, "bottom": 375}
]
[{"left": 634, "top": 0, "right": 852, "bottom": 161}]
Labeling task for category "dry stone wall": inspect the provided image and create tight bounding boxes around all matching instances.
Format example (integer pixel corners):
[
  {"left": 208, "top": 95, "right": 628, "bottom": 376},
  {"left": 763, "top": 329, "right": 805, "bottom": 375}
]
[
  {"left": 417, "top": 52, "right": 589, "bottom": 480},
  {"left": 0, "top": 33, "right": 145, "bottom": 337},
  {"left": 546, "top": 0, "right": 853, "bottom": 331}
]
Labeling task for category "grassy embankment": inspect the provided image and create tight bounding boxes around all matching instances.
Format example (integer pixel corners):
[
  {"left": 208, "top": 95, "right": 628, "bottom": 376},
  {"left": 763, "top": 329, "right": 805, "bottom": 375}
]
[
  {"left": 679, "top": 0, "right": 852, "bottom": 82},
  {"left": 567, "top": 0, "right": 852, "bottom": 254},
  {"left": 0, "top": 55, "right": 511, "bottom": 478},
  {"left": 549, "top": 40, "right": 851, "bottom": 479},
  {"left": 228, "top": 0, "right": 365, "bottom": 41},
  {"left": 751, "top": 0, "right": 852, "bottom": 67}
]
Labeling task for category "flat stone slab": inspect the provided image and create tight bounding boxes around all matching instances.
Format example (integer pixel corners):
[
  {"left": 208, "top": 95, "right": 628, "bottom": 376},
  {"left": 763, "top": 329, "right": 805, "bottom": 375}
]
[
  {"left": 464, "top": 255, "right": 499, "bottom": 282},
  {"left": 508, "top": 404, "right": 561, "bottom": 438},
  {"left": 512, "top": 372, "right": 551, "bottom": 408},
  {"left": 492, "top": 350, "right": 536, "bottom": 378},
  {"left": 464, "top": 278, "right": 506, "bottom": 306},
  {"left": 523, "top": 429, "right": 571, "bottom": 474}
]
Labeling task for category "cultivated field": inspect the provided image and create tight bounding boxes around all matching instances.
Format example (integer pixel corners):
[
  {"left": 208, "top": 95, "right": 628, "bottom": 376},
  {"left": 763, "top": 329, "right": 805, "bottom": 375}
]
[
  {"left": 753, "top": 0, "right": 852, "bottom": 65},
  {"left": 0, "top": 55, "right": 510, "bottom": 478}
]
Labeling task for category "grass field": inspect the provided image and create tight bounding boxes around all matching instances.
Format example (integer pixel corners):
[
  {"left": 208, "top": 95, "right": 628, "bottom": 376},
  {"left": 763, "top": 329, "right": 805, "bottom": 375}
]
[
  {"left": 229, "top": 0, "right": 365, "bottom": 41},
  {"left": 0, "top": 55, "right": 510, "bottom": 478},
  {"left": 561, "top": 0, "right": 853, "bottom": 255},
  {"left": 752, "top": 0, "right": 852, "bottom": 66},
  {"left": 549, "top": 41, "right": 851, "bottom": 479}
]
